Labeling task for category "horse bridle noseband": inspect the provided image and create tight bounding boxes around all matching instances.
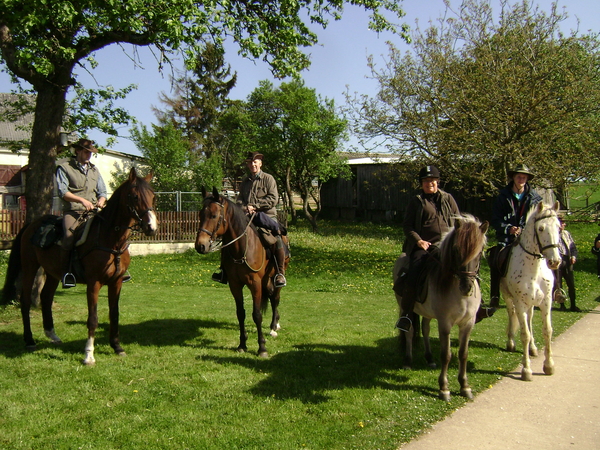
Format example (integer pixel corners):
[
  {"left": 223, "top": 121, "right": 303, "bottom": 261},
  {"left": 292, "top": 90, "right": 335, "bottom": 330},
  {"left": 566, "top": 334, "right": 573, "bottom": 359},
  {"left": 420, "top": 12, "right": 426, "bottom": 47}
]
[{"left": 519, "top": 212, "right": 559, "bottom": 259}]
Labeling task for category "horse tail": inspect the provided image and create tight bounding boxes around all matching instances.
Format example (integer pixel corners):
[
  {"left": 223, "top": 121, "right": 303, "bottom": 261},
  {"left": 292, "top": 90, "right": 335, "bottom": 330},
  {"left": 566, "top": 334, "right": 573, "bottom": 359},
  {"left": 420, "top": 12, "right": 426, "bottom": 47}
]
[{"left": 1, "top": 225, "right": 28, "bottom": 304}]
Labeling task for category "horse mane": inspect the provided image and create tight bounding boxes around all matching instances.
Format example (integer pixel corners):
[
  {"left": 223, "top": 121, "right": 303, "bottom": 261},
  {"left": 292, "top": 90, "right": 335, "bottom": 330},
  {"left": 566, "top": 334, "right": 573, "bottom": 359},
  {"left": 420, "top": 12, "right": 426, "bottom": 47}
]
[
  {"left": 98, "top": 173, "right": 153, "bottom": 228},
  {"left": 213, "top": 195, "right": 250, "bottom": 233},
  {"left": 437, "top": 214, "right": 487, "bottom": 292}
]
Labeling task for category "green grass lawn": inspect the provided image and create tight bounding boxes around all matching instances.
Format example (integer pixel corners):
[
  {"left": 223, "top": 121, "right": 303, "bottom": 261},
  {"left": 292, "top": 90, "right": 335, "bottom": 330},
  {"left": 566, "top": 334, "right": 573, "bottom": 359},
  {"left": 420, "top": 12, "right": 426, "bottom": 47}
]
[{"left": 0, "top": 219, "right": 598, "bottom": 449}]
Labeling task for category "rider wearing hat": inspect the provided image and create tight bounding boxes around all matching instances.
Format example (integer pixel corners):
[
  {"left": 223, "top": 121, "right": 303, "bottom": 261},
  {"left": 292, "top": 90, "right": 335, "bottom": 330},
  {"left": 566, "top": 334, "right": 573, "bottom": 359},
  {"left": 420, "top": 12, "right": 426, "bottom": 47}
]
[
  {"left": 489, "top": 163, "right": 542, "bottom": 307},
  {"left": 212, "top": 151, "right": 287, "bottom": 288},
  {"left": 56, "top": 138, "right": 107, "bottom": 287}
]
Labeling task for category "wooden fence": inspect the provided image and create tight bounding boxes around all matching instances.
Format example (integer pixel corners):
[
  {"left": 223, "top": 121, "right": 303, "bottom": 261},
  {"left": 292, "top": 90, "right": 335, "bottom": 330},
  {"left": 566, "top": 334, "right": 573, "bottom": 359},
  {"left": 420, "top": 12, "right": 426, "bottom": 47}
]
[{"left": 0, "top": 210, "right": 202, "bottom": 244}]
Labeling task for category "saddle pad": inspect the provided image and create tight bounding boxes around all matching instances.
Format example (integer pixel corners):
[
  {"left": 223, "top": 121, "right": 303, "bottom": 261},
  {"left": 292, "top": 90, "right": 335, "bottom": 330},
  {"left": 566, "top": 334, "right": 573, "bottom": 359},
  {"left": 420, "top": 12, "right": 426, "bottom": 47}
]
[{"left": 30, "top": 216, "right": 63, "bottom": 249}]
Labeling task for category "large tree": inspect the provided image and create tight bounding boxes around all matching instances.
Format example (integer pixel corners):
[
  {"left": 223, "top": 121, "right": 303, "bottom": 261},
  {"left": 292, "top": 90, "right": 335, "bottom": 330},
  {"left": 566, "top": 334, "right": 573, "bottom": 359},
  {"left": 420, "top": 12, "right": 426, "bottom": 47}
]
[
  {"left": 347, "top": 0, "right": 600, "bottom": 197},
  {"left": 0, "top": 0, "right": 408, "bottom": 222},
  {"left": 246, "top": 79, "right": 350, "bottom": 231}
]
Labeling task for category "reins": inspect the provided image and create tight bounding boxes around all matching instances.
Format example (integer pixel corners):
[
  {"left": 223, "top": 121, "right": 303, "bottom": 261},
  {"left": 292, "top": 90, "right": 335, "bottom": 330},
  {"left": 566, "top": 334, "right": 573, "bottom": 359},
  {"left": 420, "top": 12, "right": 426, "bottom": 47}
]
[
  {"left": 199, "top": 199, "right": 266, "bottom": 273},
  {"left": 518, "top": 211, "right": 559, "bottom": 259}
]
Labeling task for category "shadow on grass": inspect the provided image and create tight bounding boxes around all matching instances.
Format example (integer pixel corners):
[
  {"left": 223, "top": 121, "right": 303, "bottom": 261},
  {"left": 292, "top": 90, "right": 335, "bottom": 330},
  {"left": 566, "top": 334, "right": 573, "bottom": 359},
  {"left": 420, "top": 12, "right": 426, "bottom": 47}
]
[
  {"left": 198, "top": 336, "right": 452, "bottom": 403},
  {"left": 0, "top": 318, "right": 233, "bottom": 358}
]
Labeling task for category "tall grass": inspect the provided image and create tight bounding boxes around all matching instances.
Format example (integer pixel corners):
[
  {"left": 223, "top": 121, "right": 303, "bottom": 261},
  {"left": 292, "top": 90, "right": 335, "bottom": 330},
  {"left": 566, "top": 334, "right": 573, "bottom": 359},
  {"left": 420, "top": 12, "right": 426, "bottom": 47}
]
[{"left": 0, "top": 219, "right": 598, "bottom": 449}]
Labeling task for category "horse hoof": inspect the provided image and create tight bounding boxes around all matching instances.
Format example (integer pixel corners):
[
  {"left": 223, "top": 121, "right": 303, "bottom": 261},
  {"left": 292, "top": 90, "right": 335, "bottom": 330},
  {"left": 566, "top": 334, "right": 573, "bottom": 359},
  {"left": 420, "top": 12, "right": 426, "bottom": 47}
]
[
  {"left": 438, "top": 390, "right": 451, "bottom": 402},
  {"left": 428, "top": 362, "right": 437, "bottom": 369},
  {"left": 236, "top": 347, "right": 246, "bottom": 353},
  {"left": 117, "top": 351, "right": 127, "bottom": 357},
  {"left": 258, "top": 351, "right": 269, "bottom": 358},
  {"left": 25, "top": 344, "right": 37, "bottom": 352},
  {"left": 82, "top": 358, "right": 96, "bottom": 366},
  {"left": 275, "top": 323, "right": 281, "bottom": 331},
  {"left": 543, "top": 364, "right": 554, "bottom": 376},
  {"left": 529, "top": 348, "right": 538, "bottom": 357},
  {"left": 460, "top": 388, "right": 474, "bottom": 400},
  {"left": 521, "top": 369, "right": 533, "bottom": 381},
  {"left": 506, "top": 344, "right": 516, "bottom": 353},
  {"left": 269, "top": 330, "right": 278, "bottom": 337}
]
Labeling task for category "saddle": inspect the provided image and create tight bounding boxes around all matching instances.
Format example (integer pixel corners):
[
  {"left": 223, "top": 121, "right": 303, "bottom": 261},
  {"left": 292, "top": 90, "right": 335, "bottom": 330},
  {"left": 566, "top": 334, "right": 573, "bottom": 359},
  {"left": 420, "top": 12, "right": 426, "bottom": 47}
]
[
  {"left": 30, "top": 215, "right": 63, "bottom": 249},
  {"left": 486, "top": 244, "right": 514, "bottom": 278}
]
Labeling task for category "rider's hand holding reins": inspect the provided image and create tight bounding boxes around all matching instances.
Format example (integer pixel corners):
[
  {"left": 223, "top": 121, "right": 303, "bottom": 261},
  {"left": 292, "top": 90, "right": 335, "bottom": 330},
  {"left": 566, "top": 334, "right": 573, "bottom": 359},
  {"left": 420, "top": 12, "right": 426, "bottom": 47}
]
[{"left": 417, "top": 239, "right": 431, "bottom": 251}]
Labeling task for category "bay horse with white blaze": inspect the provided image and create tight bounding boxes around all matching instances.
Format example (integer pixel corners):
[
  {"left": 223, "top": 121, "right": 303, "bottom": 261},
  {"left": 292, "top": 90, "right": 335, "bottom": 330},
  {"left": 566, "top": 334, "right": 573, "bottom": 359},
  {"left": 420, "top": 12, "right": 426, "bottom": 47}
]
[
  {"left": 195, "top": 187, "right": 289, "bottom": 358},
  {"left": 501, "top": 202, "right": 561, "bottom": 381},
  {"left": 2, "top": 168, "right": 157, "bottom": 365},
  {"left": 393, "top": 214, "right": 488, "bottom": 401}
]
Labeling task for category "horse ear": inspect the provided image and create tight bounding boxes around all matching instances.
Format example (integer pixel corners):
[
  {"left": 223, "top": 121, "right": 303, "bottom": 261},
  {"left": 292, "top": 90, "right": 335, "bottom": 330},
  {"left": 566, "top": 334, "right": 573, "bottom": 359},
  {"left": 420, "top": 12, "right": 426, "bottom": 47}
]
[
  {"left": 143, "top": 171, "right": 153, "bottom": 183},
  {"left": 128, "top": 167, "right": 137, "bottom": 182},
  {"left": 454, "top": 216, "right": 462, "bottom": 229},
  {"left": 537, "top": 202, "right": 544, "bottom": 213},
  {"left": 553, "top": 201, "right": 560, "bottom": 212},
  {"left": 480, "top": 220, "right": 489, "bottom": 234},
  {"left": 202, "top": 186, "right": 207, "bottom": 198},
  {"left": 212, "top": 187, "right": 220, "bottom": 199}
]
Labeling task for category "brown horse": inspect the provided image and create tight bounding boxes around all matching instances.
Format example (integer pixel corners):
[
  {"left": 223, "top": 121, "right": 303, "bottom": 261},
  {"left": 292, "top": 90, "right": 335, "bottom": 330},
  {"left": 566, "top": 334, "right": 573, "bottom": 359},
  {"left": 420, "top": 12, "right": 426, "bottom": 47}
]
[
  {"left": 393, "top": 214, "right": 488, "bottom": 401},
  {"left": 2, "top": 168, "right": 157, "bottom": 365},
  {"left": 195, "top": 187, "right": 289, "bottom": 358}
]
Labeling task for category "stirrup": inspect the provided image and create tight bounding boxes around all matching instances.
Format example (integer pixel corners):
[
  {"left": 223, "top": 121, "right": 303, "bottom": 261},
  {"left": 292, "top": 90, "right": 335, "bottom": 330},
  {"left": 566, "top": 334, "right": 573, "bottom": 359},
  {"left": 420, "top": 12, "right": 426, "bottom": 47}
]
[
  {"left": 122, "top": 271, "right": 132, "bottom": 283},
  {"left": 274, "top": 273, "right": 286, "bottom": 288},
  {"left": 62, "top": 273, "right": 76, "bottom": 289},
  {"left": 395, "top": 315, "right": 412, "bottom": 332}
]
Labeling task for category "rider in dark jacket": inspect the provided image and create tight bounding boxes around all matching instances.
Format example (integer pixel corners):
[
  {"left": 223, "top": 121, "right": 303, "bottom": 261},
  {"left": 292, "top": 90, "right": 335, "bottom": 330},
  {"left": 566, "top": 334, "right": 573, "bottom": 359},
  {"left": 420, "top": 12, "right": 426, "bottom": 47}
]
[{"left": 489, "top": 164, "right": 543, "bottom": 307}]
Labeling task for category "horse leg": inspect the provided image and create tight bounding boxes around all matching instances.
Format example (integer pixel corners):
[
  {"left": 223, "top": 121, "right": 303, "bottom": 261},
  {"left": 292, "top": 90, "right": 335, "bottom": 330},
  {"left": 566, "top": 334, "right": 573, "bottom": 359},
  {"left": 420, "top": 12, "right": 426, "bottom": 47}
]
[
  {"left": 527, "top": 305, "right": 538, "bottom": 357},
  {"left": 107, "top": 281, "right": 126, "bottom": 356},
  {"left": 517, "top": 310, "right": 533, "bottom": 381},
  {"left": 438, "top": 325, "right": 452, "bottom": 401},
  {"left": 457, "top": 325, "right": 474, "bottom": 400},
  {"left": 422, "top": 318, "right": 436, "bottom": 369},
  {"left": 540, "top": 302, "right": 555, "bottom": 375},
  {"left": 268, "top": 290, "right": 281, "bottom": 337},
  {"left": 40, "top": 276, "right": 62, "bottom": 344},
  {"left": 505, "top": 297, "right": 518, "bottom": 353},
  {"left": 230, "top": 284, "right": 248, "bottom": 353},
  {"left": 251, "top": 288, "right": 268, "bottom": 358},
  {"left": 83, "top": 283, "right": 101, "bottom": 366},
  {"left": 19, "top": 257, "right": 40, "bottom": 350}
]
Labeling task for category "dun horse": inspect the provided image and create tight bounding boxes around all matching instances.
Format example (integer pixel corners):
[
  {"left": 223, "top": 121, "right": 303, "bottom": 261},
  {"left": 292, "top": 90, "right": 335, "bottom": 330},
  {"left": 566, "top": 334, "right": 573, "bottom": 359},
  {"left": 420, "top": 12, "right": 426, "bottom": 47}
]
[
  {"left": 195, "top": 187, "right": 289, "bottom": 357},
  {"left": 501, "top": 202, "right": 561, "bottom": 381},
  {"left": 393, "top": 214, "right": 488, "bottom": 401},
  {"left": 2, "top": 168, "right": 157, "bottom": 365}
]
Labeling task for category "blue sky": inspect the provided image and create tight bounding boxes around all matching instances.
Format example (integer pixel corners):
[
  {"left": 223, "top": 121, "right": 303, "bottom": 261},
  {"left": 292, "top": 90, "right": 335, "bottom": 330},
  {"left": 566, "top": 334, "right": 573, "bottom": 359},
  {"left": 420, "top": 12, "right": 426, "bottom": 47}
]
[{"left": 1, "top": 0, "right": 599, "bottom": 156}]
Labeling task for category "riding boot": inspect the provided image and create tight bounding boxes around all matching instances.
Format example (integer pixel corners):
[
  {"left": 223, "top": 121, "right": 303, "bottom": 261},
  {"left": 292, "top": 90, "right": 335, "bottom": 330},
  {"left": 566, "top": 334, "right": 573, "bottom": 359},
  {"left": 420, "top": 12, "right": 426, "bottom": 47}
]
[
  {"left": 273, "top": 237, "right": 287, "bottom": 288},
  {"left": 212, "top": 266, "right": 228, "bottom": 284},
  {"left": 395, "top": 282, "right": 417, "bottom": 332},
  {"left": 475, "top": 303, "right": 496, "bottom": 323}
]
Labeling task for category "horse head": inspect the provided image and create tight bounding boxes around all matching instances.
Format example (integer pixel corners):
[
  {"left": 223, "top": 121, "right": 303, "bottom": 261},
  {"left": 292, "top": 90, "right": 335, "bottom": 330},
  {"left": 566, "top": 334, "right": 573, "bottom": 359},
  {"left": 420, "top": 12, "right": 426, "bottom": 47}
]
[
  {"left": 442, "top": 215, "right": 488, "bottom": 295},
  {"left": 195, "top": 187, "right": 228, "bottom": 254},
  {"left": 527, "top": 202, "right": 561, "bottom": 270},
  {"left": 124, "top": 168, "right": 158, "bottom": 236}
]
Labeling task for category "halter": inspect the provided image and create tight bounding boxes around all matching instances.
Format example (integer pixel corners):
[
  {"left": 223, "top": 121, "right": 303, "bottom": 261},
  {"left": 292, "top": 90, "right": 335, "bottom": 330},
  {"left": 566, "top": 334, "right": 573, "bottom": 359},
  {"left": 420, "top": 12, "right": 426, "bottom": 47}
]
[
  {"left": 125, "top": 191, "right": 154, "bottom": 231},
  {"left": 518, "top": 211, "right": 559, "bottom": 259},
  {"left": 198, "top": 199, "right": 265, "bottom": 272}
]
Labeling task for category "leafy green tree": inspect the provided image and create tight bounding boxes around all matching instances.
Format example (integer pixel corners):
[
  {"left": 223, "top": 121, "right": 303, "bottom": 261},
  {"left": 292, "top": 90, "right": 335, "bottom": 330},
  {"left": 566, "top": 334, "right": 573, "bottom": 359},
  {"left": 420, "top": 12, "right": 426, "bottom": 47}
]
[
  {"left": 0, "top": 0, "right": 407, "bottom": 222},
  {"left": 348, "top": 0, "right": 600, "bottom": 197},
  {"left": 247, "top": 79, "right": 350, "bottom": 231}
]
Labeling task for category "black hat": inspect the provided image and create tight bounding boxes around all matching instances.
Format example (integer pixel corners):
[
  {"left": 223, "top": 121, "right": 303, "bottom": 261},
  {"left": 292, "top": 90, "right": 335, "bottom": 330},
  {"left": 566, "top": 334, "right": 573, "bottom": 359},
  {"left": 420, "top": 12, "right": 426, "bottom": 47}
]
[
  {"left": 508, "top": 164, "right": 535, "bottom": 180},
  {"left": 245, "top": 151, "right": 263, "bottom": 162},
  {"left": 71, "top": 138, "right": 97, "bottom": 153},
  {"left": 418, "top": 165, "right": 440, "bottom": 181}
]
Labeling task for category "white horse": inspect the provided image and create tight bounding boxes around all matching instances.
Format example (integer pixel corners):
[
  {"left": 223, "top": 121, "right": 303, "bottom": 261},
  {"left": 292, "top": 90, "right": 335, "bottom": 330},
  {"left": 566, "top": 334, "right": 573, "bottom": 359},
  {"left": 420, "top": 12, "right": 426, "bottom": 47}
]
[{"left": 501, "top": 202, "right": 561, "bottom": 381}]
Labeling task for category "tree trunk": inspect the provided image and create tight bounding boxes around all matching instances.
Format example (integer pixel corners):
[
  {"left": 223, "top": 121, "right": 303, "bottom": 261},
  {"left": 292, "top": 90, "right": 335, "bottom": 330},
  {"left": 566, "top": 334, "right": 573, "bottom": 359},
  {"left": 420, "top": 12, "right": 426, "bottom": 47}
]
[
  {"left": 26, "top": 86, "right": 67, "bottom": 223},
  {"left": 284, "top": 165, "right": 297, "bottom": 223}
]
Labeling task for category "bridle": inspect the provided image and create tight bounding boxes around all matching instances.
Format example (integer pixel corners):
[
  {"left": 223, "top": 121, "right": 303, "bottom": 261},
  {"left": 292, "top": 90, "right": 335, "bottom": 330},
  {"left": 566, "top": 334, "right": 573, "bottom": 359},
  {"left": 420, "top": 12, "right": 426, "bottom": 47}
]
[
  {"left": 198, "top": 199, "right": 264, "bottom": 271},
  {"left": 519, "top": 211, "right": 560, "bottom": 259},
  {"left": 125, "top": 190, "right": 154, "bottom": 232}
]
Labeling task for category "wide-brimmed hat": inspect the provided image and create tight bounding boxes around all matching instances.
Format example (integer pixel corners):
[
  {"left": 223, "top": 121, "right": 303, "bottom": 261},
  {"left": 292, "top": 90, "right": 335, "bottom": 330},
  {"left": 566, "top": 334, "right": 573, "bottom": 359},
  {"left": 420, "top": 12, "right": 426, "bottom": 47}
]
[
  {"left": 245, "top": 151, "right": 263, "bottom": 162},
  {"left": 71, "top": 138, "right": 97, "bottom": 153},
  {"left": 508, "top": 164, "right": 535, "bottom": 180},
  {"left": 418, "top": 165, "right": 440, "bottom": 181}
]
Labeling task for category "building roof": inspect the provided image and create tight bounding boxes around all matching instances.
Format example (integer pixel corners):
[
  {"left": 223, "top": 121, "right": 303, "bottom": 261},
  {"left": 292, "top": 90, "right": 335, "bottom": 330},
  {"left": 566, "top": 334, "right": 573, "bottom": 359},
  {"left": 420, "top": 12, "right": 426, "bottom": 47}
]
[
  {"left": 346, "top": 157, "right": 399, "bottom": 165},
  {"left": 0, "top": 93, "right": 35, "bottom": 145}
]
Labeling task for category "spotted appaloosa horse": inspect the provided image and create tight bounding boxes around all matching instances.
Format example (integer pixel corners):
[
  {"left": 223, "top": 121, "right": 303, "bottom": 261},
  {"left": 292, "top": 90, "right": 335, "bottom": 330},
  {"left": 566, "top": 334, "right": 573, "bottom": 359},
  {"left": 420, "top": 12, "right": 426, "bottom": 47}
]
[
  {"left": 2, "top": 168, "right": 157, "bottom": 365},
  {"left": 501, "top": 202, "right": 561, "bottom": 381},
  {"left": 393, "top": 214, "right": 489, "bottom": 401}
]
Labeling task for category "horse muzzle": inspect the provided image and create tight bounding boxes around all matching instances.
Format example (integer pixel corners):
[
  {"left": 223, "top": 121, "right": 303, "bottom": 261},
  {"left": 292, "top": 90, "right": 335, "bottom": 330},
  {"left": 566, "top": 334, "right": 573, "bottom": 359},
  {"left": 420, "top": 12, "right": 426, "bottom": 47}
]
[
  {"left": 546, "top": 258, "right": 561, "bottom": 270},
  {"left": 142, "top": 211, "right": 158, "bottom": 236}
]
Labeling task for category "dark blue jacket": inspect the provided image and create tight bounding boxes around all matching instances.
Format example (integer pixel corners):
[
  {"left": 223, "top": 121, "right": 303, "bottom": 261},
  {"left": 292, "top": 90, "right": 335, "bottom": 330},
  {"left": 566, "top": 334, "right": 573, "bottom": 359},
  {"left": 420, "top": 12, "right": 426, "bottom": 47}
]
[{"left": 491, "top": 182, "right": 542, "bottom": 245}]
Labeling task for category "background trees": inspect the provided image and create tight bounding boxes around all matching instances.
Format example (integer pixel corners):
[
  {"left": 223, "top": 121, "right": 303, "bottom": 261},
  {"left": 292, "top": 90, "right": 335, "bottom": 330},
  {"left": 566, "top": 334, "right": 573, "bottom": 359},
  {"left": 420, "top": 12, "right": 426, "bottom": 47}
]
[
  {"left": 0, "top": 0, "right": 406, "bottom": 222},
  {"left": 347, "top": 0, "right": 600, "bottom": 197}
]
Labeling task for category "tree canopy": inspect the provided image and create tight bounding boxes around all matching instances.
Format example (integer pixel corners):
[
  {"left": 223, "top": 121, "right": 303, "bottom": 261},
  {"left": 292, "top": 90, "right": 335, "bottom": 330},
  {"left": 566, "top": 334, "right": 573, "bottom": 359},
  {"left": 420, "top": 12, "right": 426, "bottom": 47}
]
[
  {"left": 0, "top": 0, "right": 407, "bottom": 220},
  {"left": 347, "top": 0, "right": 600, "bottom": 197}
]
